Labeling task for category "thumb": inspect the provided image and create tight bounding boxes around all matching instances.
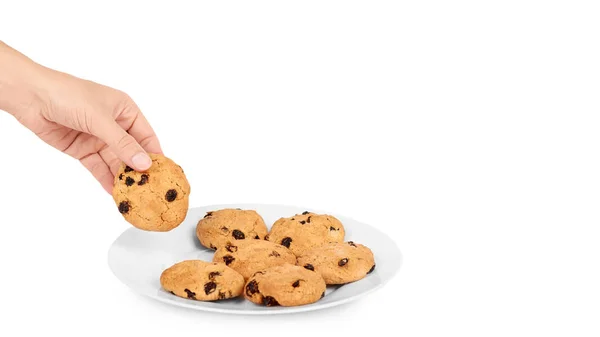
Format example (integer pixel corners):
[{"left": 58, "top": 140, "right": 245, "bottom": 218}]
[{"left": 91, "top": 115, "right": 153, "bottom": 171}]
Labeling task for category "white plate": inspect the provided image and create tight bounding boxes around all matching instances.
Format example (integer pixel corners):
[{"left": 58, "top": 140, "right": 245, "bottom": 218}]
[{"left": 107, "top": 203, "right": 403, "bottom": 315}]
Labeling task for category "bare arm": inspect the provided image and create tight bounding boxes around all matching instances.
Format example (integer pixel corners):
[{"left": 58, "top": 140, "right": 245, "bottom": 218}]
[{"left": 0, "top": 41, "right": 162, "bottom": 193}]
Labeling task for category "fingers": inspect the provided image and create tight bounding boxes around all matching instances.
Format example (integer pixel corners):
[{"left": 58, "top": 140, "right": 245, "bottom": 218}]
[
  {"left": 60, "top": 132, "right": 105, "bottom": 160},
  {"left": 92, "top": 93, "right": 162, "bottom": 172},
  {"left": 80, "top": 153, "right": 114, "bottom": 194},
  {"left": 118, "top": 102, "right": 163, "bottom": 155},
  {"left": 99, "top": 146, "right": 122, "bottom": 176},
  {"left": 89, "top": 115, "right": 153, "bottom": 172}
]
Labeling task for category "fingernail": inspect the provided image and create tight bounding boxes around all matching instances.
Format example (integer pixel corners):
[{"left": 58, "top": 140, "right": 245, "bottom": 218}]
[{"left": 132, "top": 152, "right": 152, "bottom": 171}]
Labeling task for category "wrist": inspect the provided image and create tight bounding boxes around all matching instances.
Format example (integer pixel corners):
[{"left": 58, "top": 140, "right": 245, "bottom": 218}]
[{"left": 0, "top": 42, "right": 48, "bottom": 119}]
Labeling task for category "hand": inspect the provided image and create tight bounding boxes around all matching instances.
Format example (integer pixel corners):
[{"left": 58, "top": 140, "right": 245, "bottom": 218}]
[{"left": 0, "top": 41, "right": 162, "bottom": 194}]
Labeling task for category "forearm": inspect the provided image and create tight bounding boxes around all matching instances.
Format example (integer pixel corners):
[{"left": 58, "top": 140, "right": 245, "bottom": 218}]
[{"left": 0, "top": 41, "right": 46, "bottom": 117}]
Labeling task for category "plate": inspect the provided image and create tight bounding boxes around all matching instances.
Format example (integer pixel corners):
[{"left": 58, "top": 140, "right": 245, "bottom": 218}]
[{"left": 107, "top": 203, "right": 403, "bottom": 315}]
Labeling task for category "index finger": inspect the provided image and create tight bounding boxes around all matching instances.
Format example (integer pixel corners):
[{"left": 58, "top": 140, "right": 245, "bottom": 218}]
[{"left": 115, "top": 99, "right": 163, "bottom": 155}]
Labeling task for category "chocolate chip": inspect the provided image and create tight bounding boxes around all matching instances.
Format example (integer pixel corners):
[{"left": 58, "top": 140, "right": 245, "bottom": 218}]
[
  {"left": 221, "top": 226, "right": 229, "bottom": 232},
  {"left": 281, "top": 237, "right": 292, "bottom": 248},
  {"left": 348, "top": 241, "right": 357, "bottom": 247},
  {"left": 304, "top": 264, "right": 315, "bottom": 271},
  {"left": 124, "top": 166, "right": 134, "bottom": 173},
  {"left": 209, "top": 271, "right": 221, "bottom": 279},
  {"left": 218, "top": 291, "right": 227, "bottom": 300},
  {"left": 263, "top": 296, "right": 280, "bottom": 307},
  {"left": 204, "top": 282, "right": 217, "bottom": 295},
  {"left": 292, "top": 280, "right": 300, "bottom": 287},
  {"left": 138, "top": 174, "right": 148, "bottom": 186},
  {"left": 246, "top": 280, "right": 259, "bottom": 296},
  {"left": 204, "top": 212, "right": 213, "bottom": 218},
  {"left": 254, "top": 235, "right": 260, "bottom": 239},
  {"left": 118, "top": 173, "right": 123, "bottom": 180},
  {"left": 165, "top": 189, "right": 177, "bottom": 202},
  {"left": 299, "top": 220, "right": 306, "bottom": 224},
  {"left": 210, "top": 244, "right": 217, "bottom": 250},
  {"left": 264, "top": 235, "right": 270, "bottom": 241},
  {"left": 125, "top": 176, "right": 135, "bottom": 186},
  {"left": 118, "top": 201, "right": 130, "bottom": 214},
  {"left": 225, "top": 244, "right": 238, "bottom": 253},
  {"left": 184, "top": 288, "right": 196, "bottom": 299},
  {"left": 232, "top": 230, "right": 245, "bottom": 240},
  {"left": 223, "top": 255, "right": 235, "bottom": 265},
  {"left": 307, "top": 216, "right": 311, "bottom": 223},
  {"left": 330, "top": 226, "right": 337, "bottom": 231},
  {"left": 302, "top": 211, "right": 310, "bottom": 215},
  {"left": 338, "top": 258, "right": 349, "bottom": 266},
  {"left": 269, "top": 251, "right": 281, "bottom": 257},
  {"left": 367, "top": 264, "right": 376, "bottom": 274}
]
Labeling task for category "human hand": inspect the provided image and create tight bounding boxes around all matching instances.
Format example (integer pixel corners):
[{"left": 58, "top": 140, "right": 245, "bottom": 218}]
[{"left": 0, "top": 41, "right": 162, "bottom": 194}]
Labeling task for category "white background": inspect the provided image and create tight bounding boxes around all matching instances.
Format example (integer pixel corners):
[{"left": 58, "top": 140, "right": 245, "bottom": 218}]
[{"left": 0, "top": 1, "right": 599, "bottom": 336}]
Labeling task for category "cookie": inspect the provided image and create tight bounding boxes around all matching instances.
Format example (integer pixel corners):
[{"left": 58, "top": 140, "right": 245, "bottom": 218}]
[
  {"left": 196, "top": 208, "right": 268, "bottom": 250},
  {"left": 296, "top": 241, "right": 375, "bottom": 285},
  {"left": 244, "top": 263, "right": 326, "bottom": 307},
  {"left": 266, "top": 211, "right": 345, "bottom": 256},
  {"left": 112, "top": 153, "right": 191, "bottom": 232},
  {"left": 160, "top": 260, "right": 245, "bottom": 301},
  {"left": 213, "top": 239, "right": 297, "bottom": 279}
]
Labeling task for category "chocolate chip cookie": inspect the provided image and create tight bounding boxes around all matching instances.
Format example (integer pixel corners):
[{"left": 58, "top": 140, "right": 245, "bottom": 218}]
[
  {"left": 213, "top": 239, "right": 297, "bottom": 279},
  {"left": 296, "top": 241, "right": 375, "bottom": 285},
  {"left": 244, "top": 263, "right": 326, "bottom": 307},
  {"left": 160, "top": 260, "right": 245, "bottom": 301},
  {"left": 266, "top": 211, "right": 345, "bottom": 256},
  {"left": 112, "top": 153, "right": 191, "bottom": 232},
  {"left": 196, "top": 208, "right": 268, "bottom": 250}
]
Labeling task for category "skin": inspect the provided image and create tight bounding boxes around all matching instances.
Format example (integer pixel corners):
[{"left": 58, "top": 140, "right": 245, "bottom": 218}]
[{"left": 0, "top": 41, "right": 162, "bottom": 194}]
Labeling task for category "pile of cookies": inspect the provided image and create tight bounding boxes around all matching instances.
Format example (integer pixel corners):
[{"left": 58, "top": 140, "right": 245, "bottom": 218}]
[
  {"left": 162, "top": 208, "right": 376, "bottom": 307},
  {"left": 111, "top": 154, "right": 376, "bottom": 307}
]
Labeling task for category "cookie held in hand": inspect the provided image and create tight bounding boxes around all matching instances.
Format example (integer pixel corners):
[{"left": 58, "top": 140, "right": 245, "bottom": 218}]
[{"left": 112, "top": 153, "right": 191, "bottom": 232}]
